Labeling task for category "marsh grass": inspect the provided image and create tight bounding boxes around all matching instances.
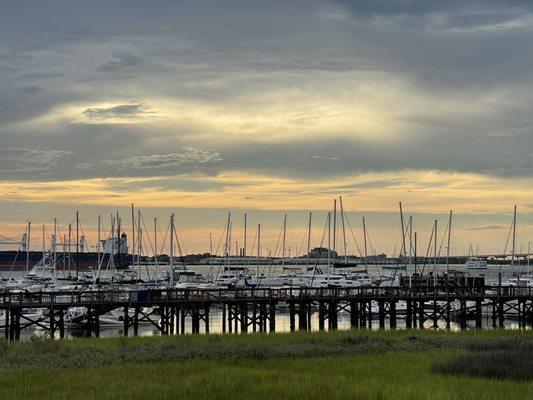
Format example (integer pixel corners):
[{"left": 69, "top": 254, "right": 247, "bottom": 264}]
[
  {"left": 434, "top": 347, "right": 533, "bottom": 381},
  {"left": 0, "top": 329, "right": 530, "bottom": 369},
  {"left": 1, "top": 330, "right": 533, "bottom": 399},
  {"left": 1, "top": 352, "right": 533, "bottom": 400}
]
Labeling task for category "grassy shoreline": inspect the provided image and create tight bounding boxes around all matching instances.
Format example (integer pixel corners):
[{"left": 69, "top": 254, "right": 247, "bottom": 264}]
[{"left": 1, "top": 330, "right": 533, "bottom": 399}]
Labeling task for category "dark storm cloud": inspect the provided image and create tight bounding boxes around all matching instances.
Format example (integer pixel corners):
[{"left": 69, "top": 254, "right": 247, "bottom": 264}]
[
  {"left": 103, "top": 148, "right": 223, "bottom": 170},
  {"left": 332, "top": 0, "right": 533, "bottom": 18},
  {"left": 0, "top": 148, "right": 72, "bottom": 174},
  {"left": 82, "top": 103, "right": 150, "bottom": 122},
  {"left": 96, "top": 52, "right": 143, "bottom": 73}
]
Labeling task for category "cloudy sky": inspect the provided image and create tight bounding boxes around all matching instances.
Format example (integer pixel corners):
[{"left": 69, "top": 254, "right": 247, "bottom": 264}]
[{"left": 1, "top": 0, "right": 533, "bottom": 255}]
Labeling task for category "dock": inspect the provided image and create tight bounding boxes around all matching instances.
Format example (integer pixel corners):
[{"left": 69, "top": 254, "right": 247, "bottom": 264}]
[{"left": 2, "top": 277, "right": 533, "bottom": 341}]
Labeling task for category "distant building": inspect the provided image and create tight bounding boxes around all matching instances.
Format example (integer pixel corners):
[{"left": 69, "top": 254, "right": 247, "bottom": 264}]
[{"left": 307, "top": 247, "right": 338, "bottom": 259}]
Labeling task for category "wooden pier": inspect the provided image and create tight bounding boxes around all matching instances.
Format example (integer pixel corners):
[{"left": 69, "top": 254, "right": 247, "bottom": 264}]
[{"left": 2, "top": 282, "right": 533, "bottom": 341}]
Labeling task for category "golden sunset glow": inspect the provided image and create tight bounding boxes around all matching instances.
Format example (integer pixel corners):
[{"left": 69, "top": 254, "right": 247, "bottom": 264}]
[{"left": 1, "top": 170, "right": 531, "bottom": 213}]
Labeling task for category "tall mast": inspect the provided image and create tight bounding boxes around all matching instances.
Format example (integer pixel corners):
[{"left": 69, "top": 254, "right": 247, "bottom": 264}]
[
  {"left": 68, "top": 223, "right": 72, "bottom": 277},
  {"left": 306, "top": 212, "right": 312, "bottom": 268},
  {"left": 511, "top": 205, "right": 517, "bottom": 273},
  {"left": 97, "top": 215, "right": 101, "bottom": 267},
  {"left": 257, "top": 223, "right": 261, "bottom": 279},
  {"left": 137, "top": 210, "right": 142, "bottom": 278},
  {"left": 282, "top": 214, "right": 287, "bottom": 268},
  {"left": 362, "top": 217, "right": 368, "bottom": 270},
  {"left": 332, "top": 199, "right": 337, "bottom": 255},
  {"left": 446, "top": 210, "right": 452, "bottom": 275},
  {"left": 399, "top": 202, "right": 406, "bottom": 258},
  {"left": 131, "top": 204, "right": 135, "bottom": 263},
  {"left": 434, "top": 219, "right": 438, "bottom": 271},
  {"left": 153, "top": 216, "right": 159, "bottom": 278},
  {"left": 76, "top": 211, "right": 79, "bottom": 275},
  {"left": 339, "top": 196, "right": 347, "bottom": 264},
  {"left": 117, "top": 213, "right": 122, "bottom": 270},
  {"left": 170, "top": 213, "right": 174, "bottom": 273},
  {"left": 526, "top": 240, "right": 531, "bottom": 283},
  {"left": 228, "top": 222, "right": 232, "bottom": 257},
  {"left": 414, "top": 232, "right": 417, "bottom": 275},
  {"left": 42, "top": 224, "right": 45, "bottom": 263},
  {"left": 243, "top": 213, "right": 247, "bottom": 257},
  {"left": 53, "top": 218, "right": 57, "bottom": 277},
  {"left": 408, "top": 216, "right": 413, "bottom": 266},
  {"left": 225, "top": 213, "right": 231, "bottom": 258},
  {"left": 209, "top": 233, "right": 213, "bottom": 255},
  {"left": 327, "top": 212, "right": 331, "bottom": 270},
  {"left": 116, "top": 212, "right": 120, "bottom": 254},
  {"left": 62, "top": 233, "right": 67, "bottom": 272},
  {"left": 26, "top": 221, "right": 31, "bottom": 275},
  {"left": 109, "top": 215, "right": 115, "bottom": 272}
]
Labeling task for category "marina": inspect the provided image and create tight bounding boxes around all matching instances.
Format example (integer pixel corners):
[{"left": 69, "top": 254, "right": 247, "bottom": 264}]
[{"left": 0, "top": 200, "right": 532, "bottom": 341}]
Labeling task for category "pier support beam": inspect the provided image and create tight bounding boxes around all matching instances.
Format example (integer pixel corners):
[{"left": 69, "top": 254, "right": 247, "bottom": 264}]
[
  {"left": 329, "top": 301, "right": 338, "bottom": 330},
  {"left": 389, "top": 301, "right": 397, "bottom": 330},
  {"left": 269, "top": 302, "right": 276, "bottom": 333},
  {"left": 123, "top": 307, "right": 129, "bottom": 336},
  {"left": 350, "top": 301, "right": 359, "bottom": 329},
  {"left": 378, "top": 301, "right": 385, "bottom": 329},
  {"left": 289, "top": 303, "right": 296, "bottom": 332},
  {"left": 406, "top": 300, "right": 412, "bottom": 329},
  {"left": 318, "top": 302, "right": 325, "bottom": 331},
  {"left": 475, "top": 300, "right": 482, "bottom": 329}
]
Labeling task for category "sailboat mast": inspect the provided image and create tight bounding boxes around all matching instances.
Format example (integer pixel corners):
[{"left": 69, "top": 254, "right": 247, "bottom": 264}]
[
  {"left": 97, "top": 215, "right": 101, "bottom": 268},
  {"left": 332, "top": 199, "right": 337, "bottom": 255},
  {"left": 154, "top": 217, "right": 158, "bottom": 262},
  {"left": 362, "top": 217, "right": 368, "bottom": 269},
  {"left": 526, "top": 240, "right": 531, "bottom": 283},
  {"left": 131, "top": 204, "right": 135, "bottom": 264},
  {"left": 282, "top": 214, "right": 287, "bottom": 268},
  {"left": 170, "top": 214, "right": 174, "bottom": 274},
  {"left": 434, "top": 219, "right": 438, "bottom": 270},
  {"left": 243, "top": 213, "right": 247, "bottom": 257},
  {"left": 76, "top": 211, "right": 79, "bottom": 276},
  {"left": 137, "top": 210, "right": 142, "bottom": 277},
  {"left": 339, "top": 196, "right": 347, "bottom": 264},
  {"left": 511, "top": 205, "right": 517, "bottom": 273},
  {"left": 257, "top": 223, "right": 261, "bottom": 279},
  {"left": 116, "top": 213, "right": 121, "bottom": 270},
  {"left": 68, "top": 224, "right": 72, "bottom": 276},
  {"left": 42, "top": 224, "right": 45, "bottom": 262},
  {"left": 399, "top": 202, "right": 406, "bottom": 258},
  {"left": 53, "top": 218, "right": 57, "bottom": 278},
  {"left": 306, "top": 212, "right": 312, "bottom": 268},
  {"left": 326, "top": 212, "right": 331, "bottom": 270},
  {"left": 446, "top": 210, "right": 452, "bottom": 275},
  {"left": 414, "top": 232, "right": 417, "bottom": 275},
  {"left": 26, "top": 221, "right": 31, "bottom": 275},
  {"left": 408, "top": 216, "right": 413, "bottom": 266},
  {"left": 225, "top": 213, "right": 231, "bottom": 258}
]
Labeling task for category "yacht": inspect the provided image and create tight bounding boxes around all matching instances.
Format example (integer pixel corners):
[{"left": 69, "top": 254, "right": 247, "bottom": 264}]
[
  {"left": 465, "top": 257, "right": 487, "bottom": 270},
  {"left": 308, "top": 274, "right": 362, "bottom": 289}
]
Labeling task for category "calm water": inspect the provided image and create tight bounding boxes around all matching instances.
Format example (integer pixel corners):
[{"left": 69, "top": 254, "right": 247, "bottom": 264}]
[{"left": 18, "top": 307, "right": 528, "bottom": 341}]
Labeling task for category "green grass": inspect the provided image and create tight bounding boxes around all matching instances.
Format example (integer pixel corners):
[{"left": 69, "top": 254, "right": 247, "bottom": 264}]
[{"left": 1, "top": 330, "right": 533, "bottom": 399}]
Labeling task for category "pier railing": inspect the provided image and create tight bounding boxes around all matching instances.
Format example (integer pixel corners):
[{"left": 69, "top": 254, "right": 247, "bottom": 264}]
[{"left": 0, "top": 285, "right": 531, "bottom": 308}]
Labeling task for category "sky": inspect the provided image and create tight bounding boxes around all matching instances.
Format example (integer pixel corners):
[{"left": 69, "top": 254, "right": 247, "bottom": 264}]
[{"left": 1, "top": 0, "right": 533, "bottom": 256}]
